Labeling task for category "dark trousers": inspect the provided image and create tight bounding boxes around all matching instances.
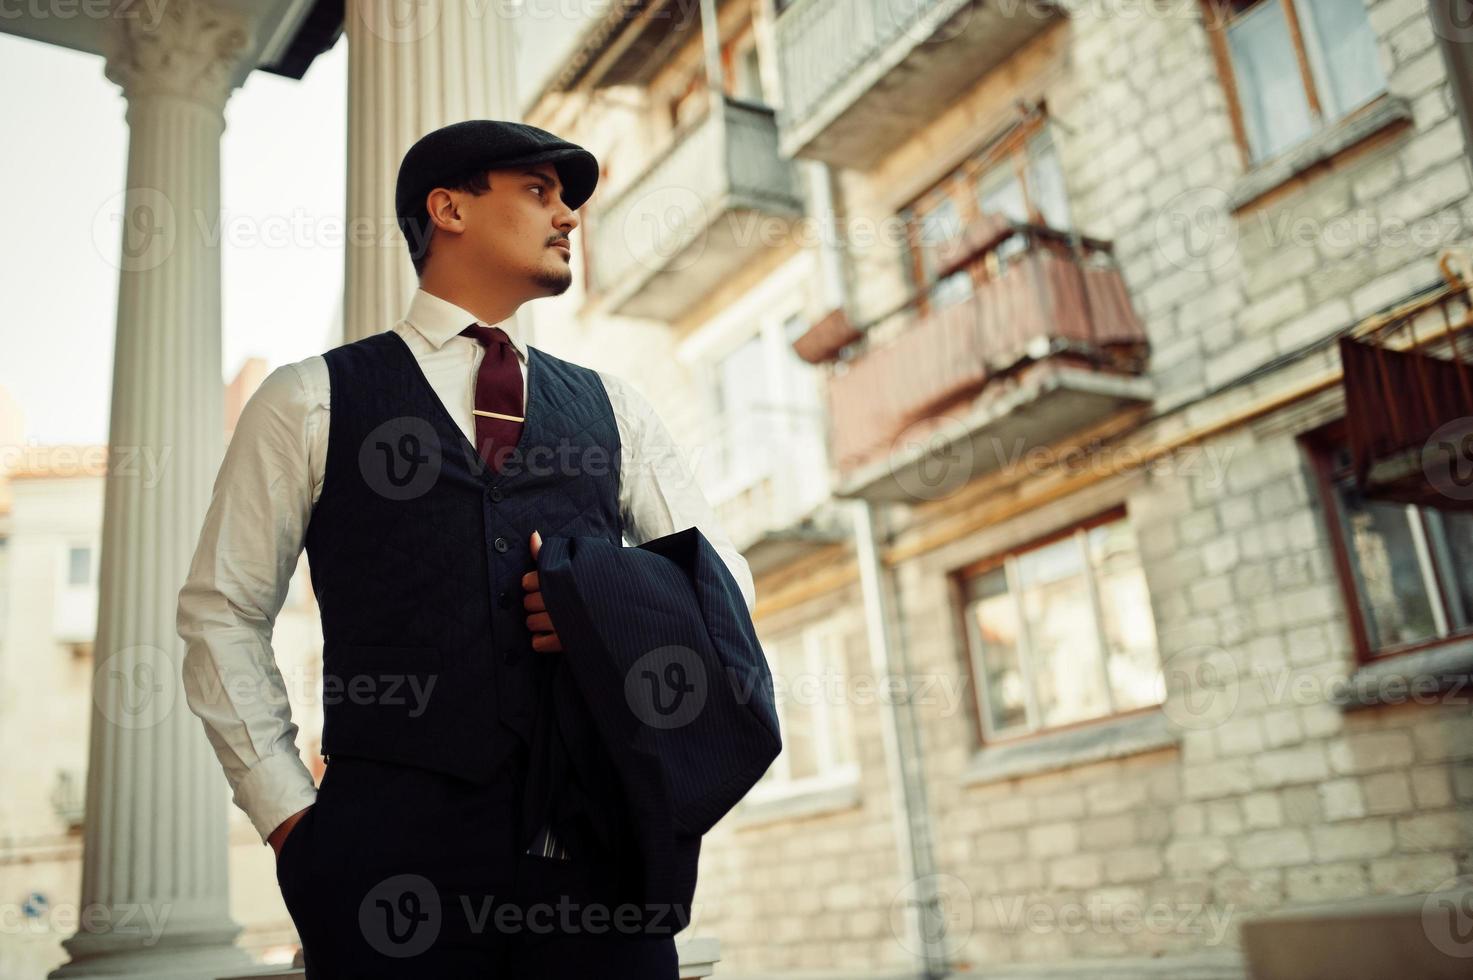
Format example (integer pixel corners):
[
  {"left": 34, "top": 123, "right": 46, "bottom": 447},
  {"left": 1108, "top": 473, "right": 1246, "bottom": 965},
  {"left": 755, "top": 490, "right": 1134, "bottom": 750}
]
[{"left": 274, "top": 747, "right": 680, "bottom": 978}]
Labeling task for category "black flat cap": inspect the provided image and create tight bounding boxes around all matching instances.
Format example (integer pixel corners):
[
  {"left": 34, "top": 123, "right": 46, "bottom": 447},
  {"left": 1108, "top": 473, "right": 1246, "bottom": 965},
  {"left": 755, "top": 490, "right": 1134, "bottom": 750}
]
[{"left": 395, "top": 119, "right": 600, "bottom": 246}]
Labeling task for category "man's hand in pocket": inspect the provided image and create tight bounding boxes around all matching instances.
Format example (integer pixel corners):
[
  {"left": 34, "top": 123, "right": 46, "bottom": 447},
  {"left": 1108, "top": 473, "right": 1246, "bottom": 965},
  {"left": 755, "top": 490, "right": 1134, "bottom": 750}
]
[{"left": 269, "top": 804, "right": 313, "bottom": 859}]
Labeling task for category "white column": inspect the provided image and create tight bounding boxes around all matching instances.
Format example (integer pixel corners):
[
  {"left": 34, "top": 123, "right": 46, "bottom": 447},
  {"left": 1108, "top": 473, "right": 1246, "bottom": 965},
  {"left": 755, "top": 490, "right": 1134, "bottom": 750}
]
[
  {"left": 342, "top": 0, "right": 532, "bottom": 344},
  {"left": 49, "top": 2, "right": 256, "bottom": 977}
]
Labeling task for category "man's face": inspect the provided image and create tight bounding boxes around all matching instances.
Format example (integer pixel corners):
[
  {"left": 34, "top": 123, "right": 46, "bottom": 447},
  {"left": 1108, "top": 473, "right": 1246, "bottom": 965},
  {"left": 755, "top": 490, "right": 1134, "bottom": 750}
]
[{"left": 459, "top": 161, "right": 578, "bottom": 296}]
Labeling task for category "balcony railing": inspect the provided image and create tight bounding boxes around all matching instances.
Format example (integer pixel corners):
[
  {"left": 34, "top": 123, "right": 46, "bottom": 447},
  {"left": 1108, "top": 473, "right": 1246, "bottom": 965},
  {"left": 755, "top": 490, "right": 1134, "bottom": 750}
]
[
  {"left": 820, "top": 221, "right": 1152, "bottom": 501},
  {"left": 1340, "top": 253, "right": 1473, "bottom": 509},
  {"left": 590, "top": 94, "right": 803, "bottom": 322},
  {"left": 774, "top": 0, "right": 1063, "bottom": 167}
]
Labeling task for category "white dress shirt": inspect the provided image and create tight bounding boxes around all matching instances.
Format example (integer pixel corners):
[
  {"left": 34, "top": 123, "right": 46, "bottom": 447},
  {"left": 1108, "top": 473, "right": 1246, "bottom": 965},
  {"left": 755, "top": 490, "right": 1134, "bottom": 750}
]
[{"left": 178, "top": 286, "right": 756, "bottom": 845}]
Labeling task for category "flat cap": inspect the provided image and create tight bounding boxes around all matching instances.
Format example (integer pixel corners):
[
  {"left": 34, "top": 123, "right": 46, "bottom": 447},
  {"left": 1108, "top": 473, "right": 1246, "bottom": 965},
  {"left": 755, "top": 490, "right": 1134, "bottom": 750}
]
[{"left": 395, "top": 119, "right": 600, "bottom": 247}]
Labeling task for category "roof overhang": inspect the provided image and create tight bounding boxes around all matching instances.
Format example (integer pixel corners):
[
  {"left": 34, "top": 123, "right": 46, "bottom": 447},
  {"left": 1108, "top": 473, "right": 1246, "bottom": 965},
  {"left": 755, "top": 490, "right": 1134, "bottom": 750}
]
[{"left": 0, "top": 0, "right": 342, "bottom": 87}]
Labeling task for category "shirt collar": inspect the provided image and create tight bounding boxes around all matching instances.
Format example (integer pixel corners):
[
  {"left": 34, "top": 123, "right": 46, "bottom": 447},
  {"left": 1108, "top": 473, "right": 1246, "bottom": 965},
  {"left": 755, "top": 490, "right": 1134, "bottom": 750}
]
[{"left": 403, "top": 287, "right": 527, "bottom": 361}]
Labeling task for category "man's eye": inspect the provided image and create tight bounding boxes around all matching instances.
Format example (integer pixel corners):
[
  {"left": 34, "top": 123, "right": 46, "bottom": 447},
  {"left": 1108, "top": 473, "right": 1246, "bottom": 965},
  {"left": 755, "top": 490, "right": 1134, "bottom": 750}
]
[{"left": 531, "top": 185, "right": 545, "bottom": 197}]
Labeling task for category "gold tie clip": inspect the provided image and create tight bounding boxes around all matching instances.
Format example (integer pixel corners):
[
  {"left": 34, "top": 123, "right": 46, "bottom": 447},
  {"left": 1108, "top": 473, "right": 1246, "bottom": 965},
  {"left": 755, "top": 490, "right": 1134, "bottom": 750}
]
[{"left": 472, "top": 409, "right": 525, "bottom": 422}]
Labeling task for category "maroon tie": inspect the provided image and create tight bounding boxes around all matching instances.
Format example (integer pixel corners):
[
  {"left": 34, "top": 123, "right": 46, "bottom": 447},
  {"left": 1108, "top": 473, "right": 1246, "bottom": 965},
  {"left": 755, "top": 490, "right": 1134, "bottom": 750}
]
[{"left": 459, "top": 323, "right": 524, "bottom": 475}]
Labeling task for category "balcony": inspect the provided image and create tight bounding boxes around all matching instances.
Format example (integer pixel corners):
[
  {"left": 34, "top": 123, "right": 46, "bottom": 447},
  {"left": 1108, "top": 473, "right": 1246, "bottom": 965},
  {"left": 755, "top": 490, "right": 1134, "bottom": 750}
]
[
  {"left": 713, "top": 472, "right": 849, "bottom": 577},
  {"left": 818, "top": 222, "right": 1152, "bottom": 503},
  {"left": 590, "top": 94, "right": 804, "bottom": 322},
  {"left": 1339, "top": 254, "right": 1473, "bottom": 509},
  {"left": 774, "top": 0, "right": 1064, "bottom": 168},
  {"left": 534, "top": 0, "right": 707, "bottom": 98}
]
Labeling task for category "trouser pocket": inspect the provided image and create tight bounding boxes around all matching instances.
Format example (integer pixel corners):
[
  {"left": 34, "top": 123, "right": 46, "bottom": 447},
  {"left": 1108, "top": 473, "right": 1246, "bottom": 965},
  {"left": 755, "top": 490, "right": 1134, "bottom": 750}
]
[{"left": 275, "top": 801, "right": 319, "bottom": 911}]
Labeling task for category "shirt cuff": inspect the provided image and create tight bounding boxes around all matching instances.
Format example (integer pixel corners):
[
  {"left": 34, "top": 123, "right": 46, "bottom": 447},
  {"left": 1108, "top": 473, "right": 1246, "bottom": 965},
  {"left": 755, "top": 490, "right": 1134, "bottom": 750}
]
[{"left": 234, "top": 751, "right": 319, "bottom": 845}]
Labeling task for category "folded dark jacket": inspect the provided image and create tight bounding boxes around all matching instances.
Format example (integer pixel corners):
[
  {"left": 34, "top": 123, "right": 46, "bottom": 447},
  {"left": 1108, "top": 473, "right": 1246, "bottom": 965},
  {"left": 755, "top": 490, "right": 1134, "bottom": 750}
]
[{"left": 522, "top": 525, "right": 782, "bottom": 932}]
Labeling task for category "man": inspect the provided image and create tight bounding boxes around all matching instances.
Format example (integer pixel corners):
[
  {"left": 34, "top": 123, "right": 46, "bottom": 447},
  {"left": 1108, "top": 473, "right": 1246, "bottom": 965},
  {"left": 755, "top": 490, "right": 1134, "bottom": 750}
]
[{"left": 177, "top": 119, "right": 757, "bottom": 977}]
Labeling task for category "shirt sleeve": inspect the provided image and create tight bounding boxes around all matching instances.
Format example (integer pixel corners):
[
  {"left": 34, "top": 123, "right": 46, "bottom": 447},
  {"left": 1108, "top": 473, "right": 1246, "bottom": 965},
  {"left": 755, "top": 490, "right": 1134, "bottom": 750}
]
[
  {"left": 604, "top": 371, "right": 757, "bottom": 615},
  {"left": 177, "top": 362, "right": 319, "bottom": 845}
]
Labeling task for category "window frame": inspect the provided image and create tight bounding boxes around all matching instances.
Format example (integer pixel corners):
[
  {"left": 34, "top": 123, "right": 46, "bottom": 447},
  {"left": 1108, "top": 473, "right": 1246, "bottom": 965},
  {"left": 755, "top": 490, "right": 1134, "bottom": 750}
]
[
  {"left": 1303, "top": 419, "right": 1473, "bottom": 665},
  {"left": 700, "top": 300, "right": 828, "bottom": 504},
  {"left": 1202, "top": 0, "right": 1388, "bottom": 169},
  {"left": 951, "top": 506, "right": 1166, "bottom": 747},
  {"left": 898, "top": 107, "right": 1062, "bottom": 321},
  {"left": 708, "top": 330, "right": 770, "bottom": 493},
  {"left": 749, "top": 616, "right": 860, "bottom": 801},
  {"left": 65, "top": 543, "right": 94, "bottom": 588}
]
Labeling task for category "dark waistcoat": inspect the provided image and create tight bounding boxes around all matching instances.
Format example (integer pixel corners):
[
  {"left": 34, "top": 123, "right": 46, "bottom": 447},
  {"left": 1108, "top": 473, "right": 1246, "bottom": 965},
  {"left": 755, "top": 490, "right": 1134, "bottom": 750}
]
[{"left": 302, "top": 329, "right": 624, "bottom": 783}]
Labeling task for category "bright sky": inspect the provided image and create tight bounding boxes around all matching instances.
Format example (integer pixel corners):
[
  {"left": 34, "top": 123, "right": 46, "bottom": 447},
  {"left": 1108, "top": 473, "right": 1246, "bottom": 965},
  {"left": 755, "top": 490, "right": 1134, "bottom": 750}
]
[{"left": 0, "top": 6, "right": 584, "bottom": 446}]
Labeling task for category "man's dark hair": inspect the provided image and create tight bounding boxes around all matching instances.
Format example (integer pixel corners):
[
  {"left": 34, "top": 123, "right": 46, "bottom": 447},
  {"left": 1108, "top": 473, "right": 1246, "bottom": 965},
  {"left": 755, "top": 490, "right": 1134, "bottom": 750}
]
[{"left": 406, "top": 169, "right": 493, "bottom": 277}]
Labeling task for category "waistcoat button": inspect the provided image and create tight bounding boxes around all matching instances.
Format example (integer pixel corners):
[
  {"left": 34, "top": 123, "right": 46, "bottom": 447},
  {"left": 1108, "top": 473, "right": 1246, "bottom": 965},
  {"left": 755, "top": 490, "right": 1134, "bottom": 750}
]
[
  {"left": 489, "top": 486, "right": 503, "bottom": 502},
  {"left": 494, "top": 536, "right": 508, "bottom": 552},
  {"left": 497, "top": 591, "right": 511, "bottom": 609}
]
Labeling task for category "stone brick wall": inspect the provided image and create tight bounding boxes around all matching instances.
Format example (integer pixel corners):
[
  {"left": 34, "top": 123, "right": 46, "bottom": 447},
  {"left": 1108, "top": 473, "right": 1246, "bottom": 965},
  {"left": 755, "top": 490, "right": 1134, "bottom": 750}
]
[
  {"left": 694, "top": 581, "right": 923, "bottom": 974},
  {"left": 1051, "top": 0, "right": 1472, "bottom": 411}
]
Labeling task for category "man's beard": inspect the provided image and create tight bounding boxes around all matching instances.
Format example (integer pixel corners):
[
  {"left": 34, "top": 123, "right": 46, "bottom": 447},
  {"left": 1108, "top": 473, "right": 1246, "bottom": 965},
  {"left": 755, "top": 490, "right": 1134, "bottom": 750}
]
[{"left": 531, "top": 260, "right": 573, "bottom": 295}]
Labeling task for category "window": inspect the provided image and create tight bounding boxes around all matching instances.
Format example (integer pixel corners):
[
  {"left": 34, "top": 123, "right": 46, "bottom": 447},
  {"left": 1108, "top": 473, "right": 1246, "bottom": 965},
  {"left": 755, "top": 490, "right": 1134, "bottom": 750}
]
[
  {"left": 901, "top": 119, "right": 1071, "bottom": 312},
  {"left": 705, "top": 310, "right": 831, "bottom": 504},
  {"left": 1019, "top": 129, "right": 1072, "bottom": 231},
  {"left": 1313, "top": 438, "right": 1473, "bottom": 658},
  {"left": 916, "top": 198, "right": 973, "bottom": 308},
  {"left": 67, "top": 546, "right": 92, "bottom": 587},
  {"left": 752, "top": 619, "right": 858, "bottom": 794},
  {"left": 726, "top": 30, "right": 766, "bottom": 105},
  {"left": 976, "top": 128, "right": 1072, "bottom": 234},
  {"left": 712, "top": 332, "right": 771, "bottom": 489},
  {"left": 51, "top": 768, "right": 86, "bottom": 830},
  {"left": 1208, "top": 0, "right": 1387, "bottom": 163},
  {"left": 959, "top": 512, "right": 1164, "bottom": 740}
]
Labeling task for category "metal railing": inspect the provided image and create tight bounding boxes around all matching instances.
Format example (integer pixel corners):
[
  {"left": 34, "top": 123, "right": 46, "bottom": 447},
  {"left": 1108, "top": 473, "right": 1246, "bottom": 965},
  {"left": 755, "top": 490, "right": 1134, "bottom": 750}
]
[
  {"left": 591, "top": 95, "right": 800, "bottom": 305},
  {"left": 827, "top": 221, "right": 1149, "bottom": 472}
]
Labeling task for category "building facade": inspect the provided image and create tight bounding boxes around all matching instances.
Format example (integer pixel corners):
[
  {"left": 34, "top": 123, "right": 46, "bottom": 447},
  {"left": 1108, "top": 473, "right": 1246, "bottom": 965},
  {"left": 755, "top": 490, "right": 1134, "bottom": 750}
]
[{"left": 526, "top": 0, "right": 1473, "bottom": 975}]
